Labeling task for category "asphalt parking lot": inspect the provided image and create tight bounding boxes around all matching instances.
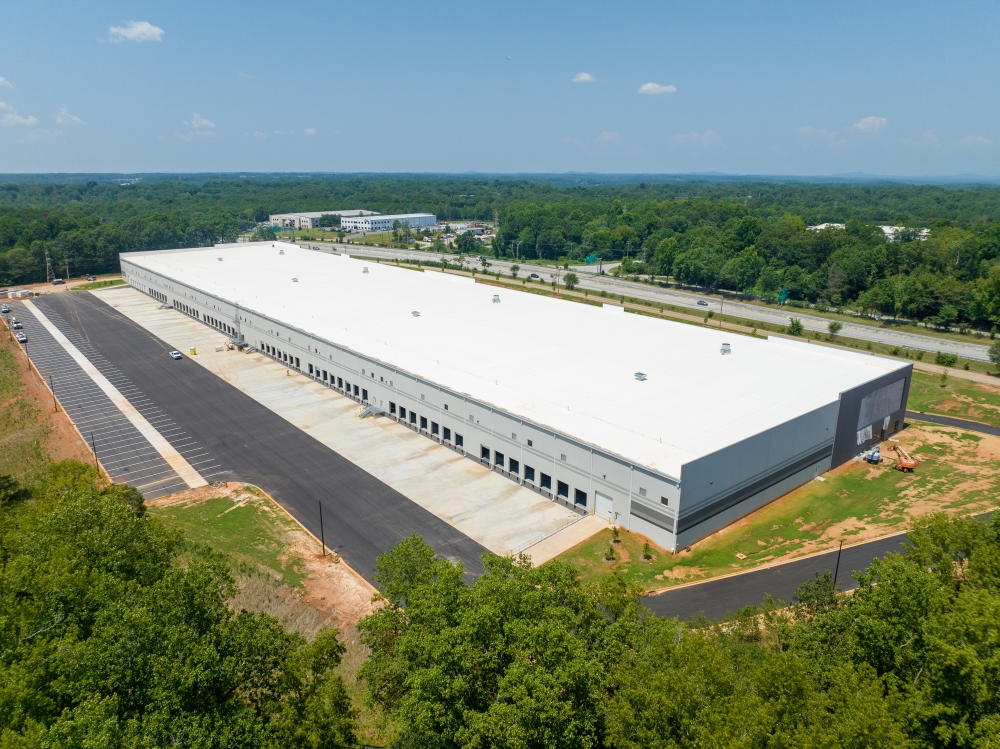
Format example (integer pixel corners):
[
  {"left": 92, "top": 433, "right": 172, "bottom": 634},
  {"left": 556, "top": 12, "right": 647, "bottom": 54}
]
[
  {"left": 9, "top": 299, "right": 222, "bottom": 497},
  {"left": 32, "top": 291, "right": 489, "bottom": 581}
]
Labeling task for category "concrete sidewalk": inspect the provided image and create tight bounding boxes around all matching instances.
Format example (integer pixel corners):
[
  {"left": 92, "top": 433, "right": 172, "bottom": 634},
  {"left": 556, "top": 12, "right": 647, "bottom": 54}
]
[{"left": 93, "top": 287, "right": 595, "bottom": 558}]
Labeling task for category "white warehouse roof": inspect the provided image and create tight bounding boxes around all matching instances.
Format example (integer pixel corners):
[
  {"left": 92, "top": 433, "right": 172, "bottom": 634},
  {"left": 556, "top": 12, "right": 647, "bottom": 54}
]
[{"left": 123, "top": 243, "right": 908, "bottom": 477}]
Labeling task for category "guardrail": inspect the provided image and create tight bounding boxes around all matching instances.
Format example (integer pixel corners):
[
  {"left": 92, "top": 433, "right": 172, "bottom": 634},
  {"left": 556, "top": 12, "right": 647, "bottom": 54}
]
[{"left": 510, "top": 514, "right": 588, "bottom": 557}]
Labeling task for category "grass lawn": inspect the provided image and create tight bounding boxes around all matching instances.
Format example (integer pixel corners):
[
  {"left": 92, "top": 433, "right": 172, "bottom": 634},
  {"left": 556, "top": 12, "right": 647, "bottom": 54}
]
[
  {"left": 907, "top": 371, "right": 1000, "bottom": 427},
  {"left": 549, "top": 421, "right": 1000, "bottom": 592},
  {"left": 72, "top": 279, "right": 125, "bottom": 291},
  {"left": 149, "top": 485, "right": 309, "bottom": 588}
]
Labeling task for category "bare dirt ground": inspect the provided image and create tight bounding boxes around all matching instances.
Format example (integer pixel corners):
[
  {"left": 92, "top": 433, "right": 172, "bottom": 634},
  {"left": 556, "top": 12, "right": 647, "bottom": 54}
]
[
  {"left": 147, "top": 482, "right": 379, "bottom": 634},
  {"left": 0, "top": 322, "right": 95, "bottom": 469}
]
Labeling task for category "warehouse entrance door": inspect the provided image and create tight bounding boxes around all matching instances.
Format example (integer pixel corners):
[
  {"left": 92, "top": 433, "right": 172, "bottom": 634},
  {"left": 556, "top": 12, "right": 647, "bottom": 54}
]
[{"left": 595, "top": 492, "right": 613, "bottom": 521}]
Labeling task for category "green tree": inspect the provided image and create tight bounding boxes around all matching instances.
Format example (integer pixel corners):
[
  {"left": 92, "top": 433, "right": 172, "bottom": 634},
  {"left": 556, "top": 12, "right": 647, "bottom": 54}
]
[
  {"left": 828, "top": 320, "right": 843, "bottom": 338},
  {"left": 0, "top": 462, "right": 356, "bottom": 748},
  {"left": 510, "top": 263, "right": 519, "bottom": 278},
  {"left": 564, "top": 271, "right": 579, "bottom": 290},
  {"left": 990, "top": 340, "right": 1000, "bottom": 371},
  {"left": 787, "top": 317, "right": 804, "bottom": 335}
]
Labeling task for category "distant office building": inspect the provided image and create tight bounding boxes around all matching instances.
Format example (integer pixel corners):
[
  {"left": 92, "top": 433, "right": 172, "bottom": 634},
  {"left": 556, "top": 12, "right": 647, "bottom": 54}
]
[
  {"left": 880, "top": 226, "right": 930, "bottom": 241},
  {"left": 806, "top": 223, "right": 846, "bottom": 231},
  {"left": 269, "top": 210, "right": 377, "bottom": 230},
  {"left": 341, "top": 213, "right": 436, "bottom": 233}
]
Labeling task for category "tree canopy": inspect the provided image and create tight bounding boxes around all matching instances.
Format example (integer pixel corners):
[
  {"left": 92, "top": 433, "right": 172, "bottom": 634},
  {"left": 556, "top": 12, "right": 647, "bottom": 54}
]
[
  {"left": 3, "top": 176, "right": 1000, "bottom": 329},
  {"left": 359, "top": 512, "right": 1000, "bottom": 749},
  {"left": 0, "top": 461, "right": 356, "bottom": 749}
]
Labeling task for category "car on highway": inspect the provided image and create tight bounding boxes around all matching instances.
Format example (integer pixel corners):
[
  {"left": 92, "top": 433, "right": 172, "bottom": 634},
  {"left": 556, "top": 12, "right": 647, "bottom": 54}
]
[
  {"left": 529, "top": 273, "right": 540, "bottom": 279},
  {"left": 169, "top": 350, "right": 182, "bottom": 360},
  {"left": 15, "top": 332, "right": 26, "bottom": 343},
  {"left": 697, "top": 300, "right": 709, "bottom": 306}
]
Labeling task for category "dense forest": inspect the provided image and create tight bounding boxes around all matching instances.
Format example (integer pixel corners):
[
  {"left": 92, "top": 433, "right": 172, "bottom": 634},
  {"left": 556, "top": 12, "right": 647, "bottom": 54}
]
[
  {"left": 6, "top": 462, "right": 998, "bottom": 748},
  {"left": 2, "top": 176, "right": 1000, "bottom": 327}
]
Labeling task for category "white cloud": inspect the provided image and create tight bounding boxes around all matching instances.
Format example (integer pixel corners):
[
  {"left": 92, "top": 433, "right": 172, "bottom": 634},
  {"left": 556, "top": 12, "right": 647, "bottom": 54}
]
[
  {"left": 795, "top": 125, "right": 849, "bottom": 149},
  {"left": 638, "top": 82, "right": 676, "bottom": 95},
  {"left": 55, "top": 105, "right": 84, "bottom": 125},
  {"left": 273, "top": 129, "right": 284, "bottom": 135},
  {"left": 572, "top": 72, "right": 596, "bottom": 83},
  {"left": 0, "top": 102, "right": 37, "bottom": 127},
  {"left": 851, "top": 116, "right": 888, "bottom": 132},
  {"left": 902, "top": 130, "right": 939, "bottom": 148},
  {"left": 0, "top": 77, "right": 13, "bottom": 89},
  {"left": 178, "top": 113, "right": 216, "bottom": 141},
  {"left": 672, "top": 130, "right": 724, "bottom": 149},
  {"left": 252, "top": 130, "right": 266, "bottom": 139},
  {"left": 108, "top": 21, "right": 164, "bottom": 43},
  {"left": 959, "top": 135, "right": 993, "bottom": 148},
  {"left": 304, "top": 128, "right": 317, "bottom": 135},
  {"left": 597, "top": 130, "right": 620, "bottom": 142},
  {"left": 238, "top": 72, "right": 253, "bottom": 80}
]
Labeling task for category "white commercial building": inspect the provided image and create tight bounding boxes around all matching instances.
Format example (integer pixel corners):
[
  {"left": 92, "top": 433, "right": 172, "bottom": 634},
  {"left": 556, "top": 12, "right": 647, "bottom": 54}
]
[
  {"left": 120, "top": 242, "right": 912, "bottom": 552},
  {"left": 269, "top": 210, "right": 377, "bottom": 230},
  {"left": 341, "top": 213, "right": 436, "bottom": 233}
]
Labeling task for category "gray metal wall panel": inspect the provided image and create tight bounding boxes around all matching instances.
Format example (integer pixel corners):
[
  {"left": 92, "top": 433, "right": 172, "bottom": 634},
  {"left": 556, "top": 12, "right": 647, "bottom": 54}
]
[{"left": 831, "top": 364, "right": 912, "bottom": 466}]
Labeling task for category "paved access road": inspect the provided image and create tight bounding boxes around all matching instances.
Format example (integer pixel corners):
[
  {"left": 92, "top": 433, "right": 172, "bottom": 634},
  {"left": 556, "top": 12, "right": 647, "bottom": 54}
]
[
  {"left": 906, "top": 410, "right": 1000, "bottom": 437},
  {"left": 317, "top": 243, "right": 990, "bottom": 361},
  {"left": 34, "top": 291, "right": 489, "bottom": 582},
  {"left": 642, "top": 533, "right": 910, "bottom": 620}
]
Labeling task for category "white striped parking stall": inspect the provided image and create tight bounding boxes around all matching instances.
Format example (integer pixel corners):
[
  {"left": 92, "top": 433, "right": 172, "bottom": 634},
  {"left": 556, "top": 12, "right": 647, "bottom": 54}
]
[{"left": 13, "top": 299, "right": 224, "bottom": 498}]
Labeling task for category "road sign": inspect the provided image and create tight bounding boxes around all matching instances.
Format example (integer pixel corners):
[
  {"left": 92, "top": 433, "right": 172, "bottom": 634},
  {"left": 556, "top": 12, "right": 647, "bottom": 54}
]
[{"left": 778, "top": 287, "right": 788, "bottom": 304}]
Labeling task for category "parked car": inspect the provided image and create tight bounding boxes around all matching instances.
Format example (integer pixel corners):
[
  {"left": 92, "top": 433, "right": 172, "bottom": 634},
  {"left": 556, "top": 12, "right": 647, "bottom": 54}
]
[
  {"left": 12, "top": 321, "right": 23, "bottom": 330},
  {"left": 169, "top": 350, "right": 182, "bottom": 360},
  {"left": 1, "top": 304, "right": 9, "bottom": 313},
  {"left": 697, "top": 300, "right": 709, "bottom": 306},
  {"left": 15, "top": 332, "right": 26, "bottom": 343},
  {"left": 86, "top": 276, "right": 96, "bottom": 281},
  {"left": 52, "top": 278, "right": 64, "bottom": 285}
]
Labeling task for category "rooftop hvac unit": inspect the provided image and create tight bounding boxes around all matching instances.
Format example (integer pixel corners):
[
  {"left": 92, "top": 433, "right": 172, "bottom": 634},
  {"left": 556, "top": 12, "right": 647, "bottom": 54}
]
[
  {"left": 720, "top": 343, "right": 731, "bottom": 355},
  {"left": 634, "top": 372, "right": 647, "bottom": 381},
  {"left": 218, "top": 257, "right": 223, "bottom": 261},
  {"left": 279, "top": 249, "right": 284, "bottom": 254},
  {"left": 412, "top": 311, "right": 421, "bottom": 317},
  {"left": 363, "top": 267, "right": 369, "bottom": 274},
  {"left": 492, "top": 294, "right": 500, "bottom": 303},
  {"left": 292, "top": 278, "right": 299, "bottom": 282}
]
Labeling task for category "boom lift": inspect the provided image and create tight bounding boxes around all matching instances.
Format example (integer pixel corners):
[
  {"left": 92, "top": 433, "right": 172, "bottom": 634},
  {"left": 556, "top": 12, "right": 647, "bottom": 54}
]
[{"left": 889, "top": 441, "right": 917, "bottom": 472}]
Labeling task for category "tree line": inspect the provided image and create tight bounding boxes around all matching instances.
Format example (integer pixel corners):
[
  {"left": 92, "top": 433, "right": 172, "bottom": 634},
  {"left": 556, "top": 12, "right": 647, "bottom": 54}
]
[
  {"left": 3, "top": 461, "right": 998, "bottom": 747},
  {"left": 3, "top": 176, "right": 1000, "bottom": 327}
]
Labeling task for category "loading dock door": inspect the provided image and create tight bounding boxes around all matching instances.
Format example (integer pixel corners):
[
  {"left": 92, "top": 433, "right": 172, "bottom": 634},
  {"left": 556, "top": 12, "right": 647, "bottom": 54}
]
[{"left": 595, "top": 491, "right": 613, "bottom": 521}]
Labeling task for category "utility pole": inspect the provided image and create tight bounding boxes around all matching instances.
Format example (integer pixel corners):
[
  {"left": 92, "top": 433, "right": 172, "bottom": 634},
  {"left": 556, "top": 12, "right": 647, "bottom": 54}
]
[
  {"left": 90, "top": 431, "right": 99, "bottom": 470},
  {"left": 833, "top": 539, "right": 844, "bottom": 588},
  {"left": 65, "top": 259, "right": 70, "bottom": 281},
  {"left": 50, "top": 375, "right": 57, "bottom": 411},
  {"left": 319, "top": 501, "right": 326, "bottom": 556},
  {"left": 44, "top": 248, "right": 55, "bottom": 283}
]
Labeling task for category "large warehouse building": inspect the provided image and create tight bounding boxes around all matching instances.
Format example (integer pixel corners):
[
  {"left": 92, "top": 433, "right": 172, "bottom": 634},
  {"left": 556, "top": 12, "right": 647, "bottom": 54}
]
[
  {"left": 119, "top": 242, "right": 912, "bottom": 552},
  {"left": 341, "top": 213, "right": 436, "bottom": 232},
  {"left": 269, "top": 209, "right": 376, "bottom": 230}
]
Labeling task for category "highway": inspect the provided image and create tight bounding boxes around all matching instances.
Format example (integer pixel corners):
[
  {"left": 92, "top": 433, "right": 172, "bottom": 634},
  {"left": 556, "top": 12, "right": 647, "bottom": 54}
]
[
  {"left": 308, "top": 242, "right": 992, "bottom": 361},
  {"left": 30, "top": 291, "right": 490, "bottom": 583}
]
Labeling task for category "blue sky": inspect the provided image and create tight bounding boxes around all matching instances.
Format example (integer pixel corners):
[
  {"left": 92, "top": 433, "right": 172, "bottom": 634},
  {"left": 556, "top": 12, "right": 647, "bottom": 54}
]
[{"left": 1, "top": 0, "right": 998, "bottom": 176}]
